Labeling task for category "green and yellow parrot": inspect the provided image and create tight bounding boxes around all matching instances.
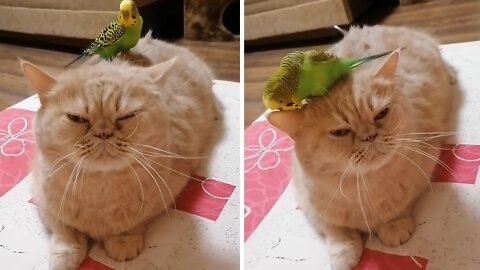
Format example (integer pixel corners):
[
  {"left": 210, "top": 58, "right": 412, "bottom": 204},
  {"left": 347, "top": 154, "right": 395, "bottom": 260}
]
[
  {"left": 65, "top": 0, "right": 143, "bottom": 67},
  {"left": 263, "top": 49, "right": 397, "bottom": 111}
]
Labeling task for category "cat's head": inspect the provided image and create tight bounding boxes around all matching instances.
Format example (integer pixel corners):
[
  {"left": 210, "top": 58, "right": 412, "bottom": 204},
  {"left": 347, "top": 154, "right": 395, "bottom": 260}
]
[
  {"left": 269, "top": 51, "right": 413, "bottom": 173},
  {"left": 21, "top": 58, "right": 176, "bottom": 173}
]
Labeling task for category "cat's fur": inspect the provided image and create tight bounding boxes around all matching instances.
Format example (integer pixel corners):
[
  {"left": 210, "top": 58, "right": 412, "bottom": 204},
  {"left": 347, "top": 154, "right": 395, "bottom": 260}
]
[
  {"left": 268, "top": 25, "right": 460, "bottom": 270},
  {"left": 22, "top": 32, "right": 220, "bottom": 270}
]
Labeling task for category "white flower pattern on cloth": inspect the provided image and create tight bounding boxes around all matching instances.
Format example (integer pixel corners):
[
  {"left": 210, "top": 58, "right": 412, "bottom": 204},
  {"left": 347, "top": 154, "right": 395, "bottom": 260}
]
[
  {"left": 452, "top": 144, "right": 480, "bottom": 162},
  {"left": 244, "top": 127, "right": 294, "bottom": 173},
  {"left": 0, "top": 117, "right": 31, "bottom": 157}
]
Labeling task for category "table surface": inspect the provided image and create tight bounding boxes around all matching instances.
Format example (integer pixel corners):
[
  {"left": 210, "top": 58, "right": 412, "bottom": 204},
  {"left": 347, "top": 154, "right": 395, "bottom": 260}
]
[
  {"left": 0, "top": 80, "right": 240, "bottom": 270},
  {"left": 244, "top": 41, "right": 480, "bottom": 270}
]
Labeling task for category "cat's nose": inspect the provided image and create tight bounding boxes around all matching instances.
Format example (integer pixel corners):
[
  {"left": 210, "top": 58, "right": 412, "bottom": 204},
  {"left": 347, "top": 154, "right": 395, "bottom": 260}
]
[
  {"left": 361, "top": 132, "right": 377, "bottom": 142},
  {"left": 94, "top": 131, "right": 113, "bottom": 140},
  {"left": 93, "top": 121, "right": 114, "bottom": 140}
]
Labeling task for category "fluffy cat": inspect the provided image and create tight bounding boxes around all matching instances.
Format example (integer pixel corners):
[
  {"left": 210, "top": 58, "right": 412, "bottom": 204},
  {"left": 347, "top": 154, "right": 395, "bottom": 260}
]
[
  {"left": 268, "top": 25, "right": 460, "bottom": 270},
  {"left": 21, "top": 32, "right": 221, "bottom": 270}
]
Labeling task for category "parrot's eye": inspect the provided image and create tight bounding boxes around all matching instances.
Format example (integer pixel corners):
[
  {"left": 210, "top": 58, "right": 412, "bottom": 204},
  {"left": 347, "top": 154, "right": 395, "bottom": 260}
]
[
  {"left": 374, "top": 107, "right": 389, "bottom": 121},
  {"left": 330, "top": 129, "right": 351, "bottom": 137},
  {"left": 67, "top": 114, "right": 88, "bottom": 124}
]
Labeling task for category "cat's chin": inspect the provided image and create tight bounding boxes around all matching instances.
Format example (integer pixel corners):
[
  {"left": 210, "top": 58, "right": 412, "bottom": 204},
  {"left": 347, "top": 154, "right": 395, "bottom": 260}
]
[
  {"left": 356, "top": 149, "right": 396, "bottom": 172},
  {"left": 82, "top": 157, "right": 129, "bottom": 173}
]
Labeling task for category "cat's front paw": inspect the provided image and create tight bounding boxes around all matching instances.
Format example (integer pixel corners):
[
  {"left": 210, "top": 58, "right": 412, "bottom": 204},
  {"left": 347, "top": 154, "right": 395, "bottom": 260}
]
[
  {"left": 376, "top": 216, "right": 414, "bottom": 247},
  {"left": 104, "top": 234, "right": 144, "bottom": 261},
  {"left": 49, "top": 233, "right": 88, "bottom": 270},
  {"left": 328, "top": 238, "right": 363, "bottom": 270}
]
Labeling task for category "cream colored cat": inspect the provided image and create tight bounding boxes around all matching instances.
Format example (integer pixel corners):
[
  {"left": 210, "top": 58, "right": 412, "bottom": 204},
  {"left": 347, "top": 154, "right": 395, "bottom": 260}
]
[
  {"left": 268, "top": 25, "right": 460, "bottom": 270},
  {"left": 21, "top": 33, "right": 220, "bottom": 270}
]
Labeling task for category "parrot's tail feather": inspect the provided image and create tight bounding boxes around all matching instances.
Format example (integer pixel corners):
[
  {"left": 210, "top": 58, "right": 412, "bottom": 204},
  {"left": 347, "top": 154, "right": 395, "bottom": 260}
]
[
  {"left": 350, "top": 48, "right": 404, "bottom": 69},
  {"left": 64, "top": 54, "right": 84, "bottom": 68},
  {"left": 333, "top": 25, "right": 348, "bottom": 36}
]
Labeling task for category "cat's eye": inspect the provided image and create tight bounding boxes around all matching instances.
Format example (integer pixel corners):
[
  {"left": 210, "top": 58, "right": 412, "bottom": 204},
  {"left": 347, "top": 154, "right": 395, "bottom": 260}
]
[
  {"left": 66, "top": 114, "right": 88, "bottom": 123},
  {"left": 374, "top": 107, "right": 389, "bottom": 121},
  {"left": 116, "top": 112, "right": 136, "bottom": 121},
  {"left": 330, "top": 129, "right": 351, "bottom": 137}
]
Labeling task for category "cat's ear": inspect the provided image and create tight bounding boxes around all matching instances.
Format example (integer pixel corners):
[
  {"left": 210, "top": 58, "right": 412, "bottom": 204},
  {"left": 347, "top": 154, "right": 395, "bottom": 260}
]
[
  {"left": 20, "top": 60, "right": 56, "bottom": 105},
  {"left": 146, "top": 57, "right": 176, "bottom": 82},
  {"left": 374, "top": 50, "right": 400, "bottom": 80},
  {"left": 267, "top": 110, "right": 304, "bottom": 138}
]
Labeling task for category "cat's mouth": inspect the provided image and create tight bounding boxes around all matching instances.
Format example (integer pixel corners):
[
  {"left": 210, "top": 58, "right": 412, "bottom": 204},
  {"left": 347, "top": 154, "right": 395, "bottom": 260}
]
[
  {"left": 371, "top": 144, "right": 387, "bottom": 155},
  {"left": 93, "top": 143, "right": 118, "bottom": 159},
  {"left": 358, "top": 143, "right": 394, "bottom": 170}
]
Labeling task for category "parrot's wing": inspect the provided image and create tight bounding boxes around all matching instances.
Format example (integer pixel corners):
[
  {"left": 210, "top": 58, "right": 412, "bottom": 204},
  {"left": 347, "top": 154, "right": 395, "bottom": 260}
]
[
  {"left": 308, "top": 50, "right": 338, "bottom": 63},
  {"left": 84, "top": 19, "right": 126, "bottom": 56}
]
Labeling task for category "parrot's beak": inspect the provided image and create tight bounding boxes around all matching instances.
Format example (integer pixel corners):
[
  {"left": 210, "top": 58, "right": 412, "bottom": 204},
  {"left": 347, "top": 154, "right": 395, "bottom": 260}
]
[{"left": 122, "top": 10, "right": 130, "bottom": 19}]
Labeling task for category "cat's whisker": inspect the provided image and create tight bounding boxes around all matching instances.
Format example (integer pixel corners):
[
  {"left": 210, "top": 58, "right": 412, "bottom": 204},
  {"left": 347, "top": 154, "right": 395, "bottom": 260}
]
[
  {"left": 131, "top": 143, "right": 183, "bottom": 157},
  {"left": 131, "top": 143, "right": 206, "bottom": 159},
  {"left": 129, "top": 147, "right": 205, "bottom": 160},
  {"left": 389, "top": 104, "right": 404, "bottom": 134},
  {"left": 396, "top": 139, "right": 453, "bottom": 151},
  {"left": 127, "top": 153, "right": 170, "bottom": 217},
  {"left": 397, "top": 135, "right": 453, "bottom": 142},
  {"left": 125, "top": 112, "right": 139, "bottom": 140},
  {"left": 140, "top": 152, "right": 206, "bottom": 160},
  {"left": 317, "top": 159, "right": 348, "bottom": 214},
  {"left": 392, "top": 149, "right": 433, "bottom": 192},
  {"left": 355, "top": 167, "right": 373, "bottom": 239},
  {"left": 48, "top": 152, "right": 77, "bottom": 172},
  {"left": 393, "top": 132, "right": 457, "bottom": 141},
  {"left": 360, "top": 172, "right": 373, "bottom": 206},
  {"left": 147, "top": 158, "right": 206, "bottom": 183},
  {"left": 339, "top": 158, "right": 353, "bottom": 199},
  {"left": 123, "top": 158, "right": 145, "bottom": 214},
  {"left": 394, "top": 131, "right": 457, "bottom": 136},
  {"left": 57, "top": 159, "right": 81, "bottom": 222},
  {"left": 322, "top": 187, "right": 340, "bottom": 215},
  {"left": 391, "top": 121, "right": 402, "bottom": 134},
  {"left": 359, "top": 172, "right": 379, "bottom": 242},
  {"left": 79, "top": 163, "right": 86, "bottom": 197},
  {"left": 70, "top": 157, "right": 85, "bottom": 204},
  {"left": 134, "top": 153, "right": 177, "bottom": 212},
  {"left": 48, "top": 160, "right": 72, "bottom": 178},
  {"left": 399, "top": 145, "right": 455, "bottom": 176},
  {"left": 397, "top": 138, "right": 444, "bottom": 147}
]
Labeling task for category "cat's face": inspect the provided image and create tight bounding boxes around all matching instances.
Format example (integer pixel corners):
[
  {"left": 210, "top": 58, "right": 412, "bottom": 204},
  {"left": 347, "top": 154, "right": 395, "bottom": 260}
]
[
  {"left": 269, "top": 51, "right": 412, "bottom": 174},
  {"left": 295, "top": 74, "right": 411, "bottom": 174},
  {"left": 23, "top": 59, "right": 176, "bottom": 173}
]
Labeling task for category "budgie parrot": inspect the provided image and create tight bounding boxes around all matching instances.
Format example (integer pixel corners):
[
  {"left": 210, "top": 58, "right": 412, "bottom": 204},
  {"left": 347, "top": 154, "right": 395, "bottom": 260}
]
[
  {"left": 263, "top": 49, "right": 397, "bottom": 111},
  {"left": 65, "top": 0, "right": 143, "bottom": 67}
]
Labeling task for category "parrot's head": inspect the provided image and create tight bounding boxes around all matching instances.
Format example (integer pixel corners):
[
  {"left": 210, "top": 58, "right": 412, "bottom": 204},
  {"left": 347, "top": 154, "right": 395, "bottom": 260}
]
[
  {"left": 263, "top": 52, "right": 304, "bottom": 111},
  {"left": 118, "top": 0, "right": 141, "bottom": 28}
]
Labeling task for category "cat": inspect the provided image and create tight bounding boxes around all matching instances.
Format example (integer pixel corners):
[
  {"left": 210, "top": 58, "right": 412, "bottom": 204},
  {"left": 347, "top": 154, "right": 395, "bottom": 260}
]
[
  {"left": 268, "top": 25, "right": 461, "bottom": 270},
  {"left": 21, "top": 32, "right": 221, "bottom": 270}
]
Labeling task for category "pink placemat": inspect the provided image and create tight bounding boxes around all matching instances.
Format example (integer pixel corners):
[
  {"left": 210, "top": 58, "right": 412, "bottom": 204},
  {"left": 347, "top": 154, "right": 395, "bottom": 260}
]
[
  {"left": 355, "top": 249, "right": 428, "bottom": 270},
  {"left": 0, "top": 108, "right": 34, "bottom": 198},
  {"left": 176, "top": 176, "right": 236, "bottom": 221},
  {"left": 244, "top": 120, "right": 293, "bottom": 241}
]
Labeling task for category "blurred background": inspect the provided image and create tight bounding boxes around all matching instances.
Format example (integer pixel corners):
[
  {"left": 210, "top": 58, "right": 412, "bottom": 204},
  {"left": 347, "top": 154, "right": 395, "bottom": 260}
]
[
  {"left": 0, "top": 0, "right": 240, "bottom": 110},
  {"left": 245, "top": 0, "right": 480, "bottom": 127}
]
